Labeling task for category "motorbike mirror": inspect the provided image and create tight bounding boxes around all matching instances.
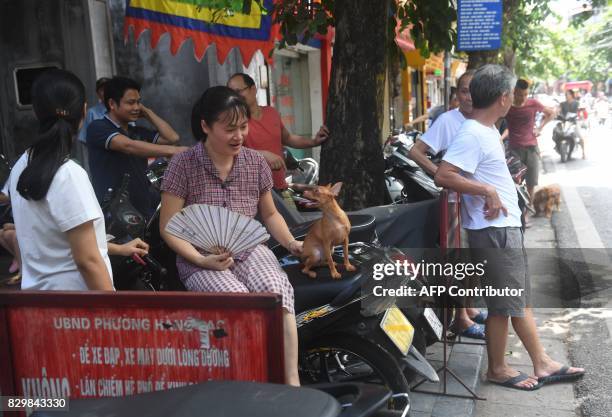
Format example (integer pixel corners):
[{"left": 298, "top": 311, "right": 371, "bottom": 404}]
[{"left": 283, "top": 147, "right": 300, "bottom": 171}]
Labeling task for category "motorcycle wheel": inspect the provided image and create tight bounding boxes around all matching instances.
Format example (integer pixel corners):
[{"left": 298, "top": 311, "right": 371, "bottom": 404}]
[
  {"left": 560, "top": 141, "right": 568, "bottom": 163},
  {"left": 301, "top": 334, "right": 410, "bottom": 411}
]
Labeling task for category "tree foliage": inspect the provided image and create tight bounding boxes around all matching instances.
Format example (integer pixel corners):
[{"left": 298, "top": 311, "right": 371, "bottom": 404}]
[
  {"left": 273, "top": 0, "right": 456, "bottom": 64},
  {"left": 518, "top": 7, "right": 611, "bottom": 85},
  {"left": 190, "top": 0, "right": 457, "bottom": 65},
  {"left": 514, "top": 23, "right": 573, "bottom": 81},
  {"left": 466, "top": 0, "right": 608, "bottom": 74},
  {"left": 466, "top": 0, "right": 552, "bottom": 69},
  {"left": 191, "top": 0, "right": 266, "bottom": 18}
]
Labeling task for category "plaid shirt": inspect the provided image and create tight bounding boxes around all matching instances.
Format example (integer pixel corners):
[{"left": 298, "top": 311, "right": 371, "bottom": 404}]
[{"left": 161, "top": 142, "right": 273, "bottom": 279}]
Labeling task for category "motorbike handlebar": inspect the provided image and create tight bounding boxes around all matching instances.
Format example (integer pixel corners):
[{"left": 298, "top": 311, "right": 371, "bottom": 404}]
[{"left": 132, "top": 253, "right": 168, "bottom": 276}]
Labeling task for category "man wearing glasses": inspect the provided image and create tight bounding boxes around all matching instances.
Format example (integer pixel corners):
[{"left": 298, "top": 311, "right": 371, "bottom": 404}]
[{"left": 227, "top": 73, "right": 329, "bottom": 205}]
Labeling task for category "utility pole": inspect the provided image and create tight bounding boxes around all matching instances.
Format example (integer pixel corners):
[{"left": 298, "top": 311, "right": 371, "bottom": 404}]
[{"left": 444, "top": 51, "right": 451, "bottom": 110}]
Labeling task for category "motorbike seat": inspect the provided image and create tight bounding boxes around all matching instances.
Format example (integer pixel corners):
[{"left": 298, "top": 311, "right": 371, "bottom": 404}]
[
  {"left": 32, "top": 381, "right": 341, "bottom": 417},
  {"left": 287, "top": 261, "right": 364, "bottom": 313},
  {"left": 270, "top": 190, "right": 377, "bottom": 243},
  {"left": 288, "top": 213, "right": 377, "bottom": 244},
  {"left": 355, "top": 199, "right": 440, "bottom": 248}
]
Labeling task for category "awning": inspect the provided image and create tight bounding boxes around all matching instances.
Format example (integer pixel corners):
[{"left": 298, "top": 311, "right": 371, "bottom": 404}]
[
  {"left": 403, "top": 48, "right": 446, "bottom": 75},
  {"left": 404, "top": 49, "right": 426, "bottom": 68},
  {"left": 563, "top": 81, "right": 593, "bottom": 92},
  {"left": 395, "top": 26, "right": 415, "bottom": 52},
  {"left": 124, "top": 0, "right": 278, "bottom": 65}
]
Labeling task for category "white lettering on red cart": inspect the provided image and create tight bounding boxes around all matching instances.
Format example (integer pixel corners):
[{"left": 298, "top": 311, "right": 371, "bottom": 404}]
[{"left": 21, "top": 367, "right": 71, "bottom": 398}]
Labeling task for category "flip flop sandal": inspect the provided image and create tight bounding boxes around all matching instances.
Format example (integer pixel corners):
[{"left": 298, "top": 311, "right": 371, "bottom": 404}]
[
  {"left": 538, "top": 366, "right": 585, "bottom": 385},
  {"left": 489, "top": 372, "right": 543, "bottom": 391},
  {"left": 459, "top": 323, "right": 486, "bottom": 340},
  {"left": 470, "top": 310, "right": 488, "bottom": 324}
]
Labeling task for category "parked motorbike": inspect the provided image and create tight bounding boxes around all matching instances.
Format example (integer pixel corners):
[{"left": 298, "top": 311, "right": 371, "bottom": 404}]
[
  {"left": 146, "top": 158, "right": 169, "bottom": 191},
  {"left": 504, "top": 144, "right": 535, "bottom": 228},
  {"left": 283, "top": 148, "right": 322, "bottom": 211},
  {"left": 269, "top": 191, "right": 441, "bottom": 384},
  {"left": 280, "top": 142, "right": 445, "bottom": 353},
  {"left": 382, "top": 129, "right": 440, "bottom": 205},
  {"left": 101, "top": 174, "right": 168, "bottom": 291},
  {"left": 32, "top": 380, "right": 401, "bottom": 417},
  {"left": 284, "top": 148, "right": 319, "bottom": 186},
  {"left": 273, "top": 238, "right": 435, "bottom": 412},
  {"left": 552, "top": 112, "right": 579, "bottom": 162}
]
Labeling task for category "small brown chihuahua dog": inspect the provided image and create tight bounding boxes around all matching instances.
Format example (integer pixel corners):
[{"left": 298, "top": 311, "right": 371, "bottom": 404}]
[{"left": 301, "top": 183, "right": 356, "bottom": 279}]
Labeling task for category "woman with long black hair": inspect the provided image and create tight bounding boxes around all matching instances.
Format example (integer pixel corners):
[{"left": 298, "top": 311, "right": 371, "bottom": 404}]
[
  {"left": 160, "top": 86, "right": 302, "bottom": 385},
  {"left": 6, "top": 69, "right": 146, "bottom": 290}
]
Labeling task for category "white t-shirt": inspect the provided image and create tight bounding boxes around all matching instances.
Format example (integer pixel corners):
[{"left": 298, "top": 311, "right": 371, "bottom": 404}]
[
  {"left": 8, "top": 153, "right": 113, "bottom": 290},
  {"left": 420, "top": 108, "right": 466, "bottom": 154},
  {"left": 442, "top": 120, "right": 521, "bottom": 230}
]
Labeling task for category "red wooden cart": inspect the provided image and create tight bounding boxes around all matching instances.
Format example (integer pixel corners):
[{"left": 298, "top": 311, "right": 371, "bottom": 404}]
[{"left": 0, "top": 291, "right": 284, "bottom": 409}]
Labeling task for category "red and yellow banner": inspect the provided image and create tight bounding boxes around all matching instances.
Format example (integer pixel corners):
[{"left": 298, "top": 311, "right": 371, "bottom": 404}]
[{"left": 124, "top": 0, "right": 278, "bottom": 64}]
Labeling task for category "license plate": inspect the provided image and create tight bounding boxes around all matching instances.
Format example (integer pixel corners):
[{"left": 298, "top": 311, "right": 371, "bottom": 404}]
[
  {"left": 380, "top": 306, "right": 414, "bottom": 356},
  {"left": 424, "top": 307, "right": 443, "bottom": 341}
]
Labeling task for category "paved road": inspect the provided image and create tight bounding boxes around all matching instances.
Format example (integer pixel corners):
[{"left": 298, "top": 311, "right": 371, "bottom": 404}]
[{"left": 539, "top": 122, "right": 612, "bottom": 417}]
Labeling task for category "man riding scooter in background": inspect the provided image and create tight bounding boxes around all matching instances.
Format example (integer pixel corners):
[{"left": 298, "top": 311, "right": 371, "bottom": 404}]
[{"left": 556, "top": 89, "right": 586, "bottom": 160}]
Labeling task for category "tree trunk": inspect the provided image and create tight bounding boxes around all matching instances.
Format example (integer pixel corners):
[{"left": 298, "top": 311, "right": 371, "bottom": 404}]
[
  {"left": 500, "top": 0, "right": 519, "bottom": 71},
  {"left": 319, "top": 0, "right": 389, "bottom": 210},
  {"left": 502, "top": 46, "right": 516, "bottom": 71},
  {"left": 466, "top": 50, "right": 499, "bottom": 69}
]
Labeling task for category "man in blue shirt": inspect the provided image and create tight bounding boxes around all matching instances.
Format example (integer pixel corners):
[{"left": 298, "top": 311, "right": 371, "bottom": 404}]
[
  {"left": 79, "top": 78, "right": 110, "bottom": 143},
  {"left": 74, "top": 77, "right": 110, "bottom": 172},
  {"left": 86, "top": 77, "right": 188, "bottom": 218}
]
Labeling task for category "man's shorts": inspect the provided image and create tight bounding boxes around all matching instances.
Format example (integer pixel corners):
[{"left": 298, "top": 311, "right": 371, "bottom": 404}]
[
  {"left": 512, "top": 146, "right": 539, "bottom": 188},
  {"left": 466, "top": 227, "right": 531, "bottom": 317}
]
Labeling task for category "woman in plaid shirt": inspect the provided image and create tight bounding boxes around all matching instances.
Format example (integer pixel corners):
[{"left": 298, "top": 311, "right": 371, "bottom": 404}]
[{"left": 160, "top": 86, "right": 303, "bottom": 386}]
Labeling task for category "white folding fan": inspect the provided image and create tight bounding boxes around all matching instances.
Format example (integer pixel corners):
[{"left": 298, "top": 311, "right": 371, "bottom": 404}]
[{"left": 165, "top": 204, "right": 270, "bottom": 255}]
